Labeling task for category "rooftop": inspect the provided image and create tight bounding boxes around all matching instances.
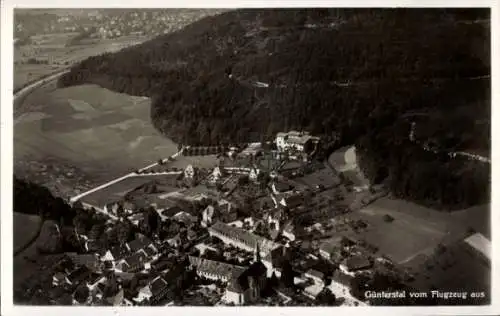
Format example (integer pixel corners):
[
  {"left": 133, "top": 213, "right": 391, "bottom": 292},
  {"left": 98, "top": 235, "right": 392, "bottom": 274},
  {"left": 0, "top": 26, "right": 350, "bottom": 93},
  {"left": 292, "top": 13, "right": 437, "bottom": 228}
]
[
  {"left": 464, "top": 232, "right": 491, "bottom": 260},
  {"left": 344, "top": 255, "right": 372, "bottom": 272},
  {"left": 127, "top": 235, "right": 153, "bottom": 253},
  {"left": 123, "top": 252, "right": 147, "bottom": 268},
  {"left": 67, "top": 266, "right": 92, "bottom": 284},
  {"left": 188, "top": 256, "right": 247, "bottom": 279},
  {"left": 209, "top": 221, "right": 279, "bottom": 254},
  {"left": 150, "top": 277, "right": 169, "bottom": 296},
  {"left": 306, "top": 269, "right": 325, "bottom": 280}
]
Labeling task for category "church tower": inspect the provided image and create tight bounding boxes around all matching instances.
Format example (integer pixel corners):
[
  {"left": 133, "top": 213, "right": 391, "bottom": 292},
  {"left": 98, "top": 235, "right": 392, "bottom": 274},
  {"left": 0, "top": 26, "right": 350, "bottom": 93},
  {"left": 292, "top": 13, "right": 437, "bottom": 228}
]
[{"left": 254, "top": 243, "right": 261, "bottom": 263}]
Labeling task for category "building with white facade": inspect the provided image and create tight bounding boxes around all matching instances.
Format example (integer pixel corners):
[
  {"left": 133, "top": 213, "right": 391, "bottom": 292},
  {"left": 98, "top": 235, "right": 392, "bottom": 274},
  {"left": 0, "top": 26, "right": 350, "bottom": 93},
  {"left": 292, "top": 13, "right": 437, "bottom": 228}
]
[
  {"left": 208, "top": 221, "right": 279, "bottom": 256},
  {"left": 275, "top": 131, "right": 320, "bottom": 153}
]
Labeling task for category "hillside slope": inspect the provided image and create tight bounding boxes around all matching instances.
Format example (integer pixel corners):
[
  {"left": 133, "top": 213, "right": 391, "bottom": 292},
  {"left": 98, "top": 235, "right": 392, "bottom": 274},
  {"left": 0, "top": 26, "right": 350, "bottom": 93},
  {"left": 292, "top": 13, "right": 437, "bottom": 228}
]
[{"left": 58, "top": 8, "right": 490, "bottom": 210}]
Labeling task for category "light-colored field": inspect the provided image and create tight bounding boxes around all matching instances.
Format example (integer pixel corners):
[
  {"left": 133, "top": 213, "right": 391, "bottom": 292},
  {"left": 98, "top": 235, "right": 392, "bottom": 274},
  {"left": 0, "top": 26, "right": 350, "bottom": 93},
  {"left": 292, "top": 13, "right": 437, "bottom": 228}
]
[
  {"left": 15, "top": 84, "right": 178, "bottom": 183},
  {"left": 345, "top": 197, "right": 476, "bottom": 264},
  {"left": 13, "top": 212, "right": 42, "bottom": 251},
  {"left": 167, "top": 155, "right": 219, "bottom": 169},
  {"left": 79, "top": 175, "right": 179, "bottom": 207},
  {"left": 14, "top": 34, "right": 147, "bottom": 90},
  {"left": 13, "top": 64, "right": 65, "bottom": 91}
]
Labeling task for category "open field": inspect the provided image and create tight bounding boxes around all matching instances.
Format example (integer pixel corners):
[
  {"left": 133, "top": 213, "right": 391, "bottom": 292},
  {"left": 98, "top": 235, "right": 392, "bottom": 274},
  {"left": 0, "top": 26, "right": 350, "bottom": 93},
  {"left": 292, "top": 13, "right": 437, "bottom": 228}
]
[
  {"left": 167, "top": 155, "right": 219, "bottom": 169},
  {"left": 342, "top": 197, "right": 480, "bottom": 264},
  {"left": 450, "top": 204, "right": 490, "bottom": 238},
  {"left": 15, "top": 83, "right": 178, "bottom": 187},
  {"left": 79, "top": 175, "right": 179, "bottom": 207},
  {"left": 13, "top": 212, "right": 43, "bottom": 251},
  {"left": 14, "top": 34, "right": 148, "bottom": 90}
]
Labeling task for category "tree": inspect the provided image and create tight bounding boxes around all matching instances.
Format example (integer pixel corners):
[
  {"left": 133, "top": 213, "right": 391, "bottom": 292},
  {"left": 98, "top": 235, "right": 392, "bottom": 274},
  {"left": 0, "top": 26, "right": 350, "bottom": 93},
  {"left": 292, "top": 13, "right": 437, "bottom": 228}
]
[
  {"left": 117, "top": 221, "right": 134, "bottom": 244},
  {"left": 316, "top": 287, "right": 336, "bottom": 306},
  {"left": 37, "top": 223, "right": 63, "bottom": 254},
  {"left": 350, "top": 274, "right": 370, "bottom": 300},
  {"left": 141, "top": 207, "right": 161, "bottom": 237},
  {"left": 74, "top": 284, "right": 90, "bottom": 304},
  {"left": 88, "top": 223, "right": 105, "bottom": 240},
  {"left": 238, "top": 175, "right": 249, "bottom": 185}
]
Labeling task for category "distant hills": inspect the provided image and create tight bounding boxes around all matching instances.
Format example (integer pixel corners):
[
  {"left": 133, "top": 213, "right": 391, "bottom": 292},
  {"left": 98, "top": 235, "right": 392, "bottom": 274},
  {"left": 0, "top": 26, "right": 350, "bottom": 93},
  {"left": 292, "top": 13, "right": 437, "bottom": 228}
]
[{"left": 58, "top": 8, "right": 490, "bottom": 210}]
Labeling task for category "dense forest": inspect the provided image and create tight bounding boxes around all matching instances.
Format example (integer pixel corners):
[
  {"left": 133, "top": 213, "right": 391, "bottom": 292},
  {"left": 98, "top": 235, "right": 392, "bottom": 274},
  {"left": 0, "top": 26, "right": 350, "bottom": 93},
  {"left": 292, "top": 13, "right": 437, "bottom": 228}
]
[{"left": 57, "top": 8, "right": 490, "bottom": 210}]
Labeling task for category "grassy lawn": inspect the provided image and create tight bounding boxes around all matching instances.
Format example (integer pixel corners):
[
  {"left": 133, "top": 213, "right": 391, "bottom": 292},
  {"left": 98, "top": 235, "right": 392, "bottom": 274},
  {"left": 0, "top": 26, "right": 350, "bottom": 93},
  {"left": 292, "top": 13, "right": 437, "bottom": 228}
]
[
  {"left": 15, "top": 84, "right": 178, "bottom": 185},
  {"left": 80, "top": 175, "right": 179, "bottom": 207},
  {"left": 344, "top": 197, "right": 474, "bottom": 264}
]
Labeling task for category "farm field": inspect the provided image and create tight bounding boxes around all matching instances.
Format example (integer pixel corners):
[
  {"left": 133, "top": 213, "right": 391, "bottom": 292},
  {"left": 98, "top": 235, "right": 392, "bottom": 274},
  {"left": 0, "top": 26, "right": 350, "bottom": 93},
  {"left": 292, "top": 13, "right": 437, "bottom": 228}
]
[
  {"left": 14, "top": 33, "right": 148, "bottom": 90},
  {"left": 14, "top": 83, "right": 178, "bottom": 186},
  {"left": 13, "top": 212, "right": 43, "bottom": 251},
  {"left": 343, "top": 197, "right": 477, "bottom": 264},
  {"left": 79, "top": 175, "right": 179, "bottom": 207},
  {"left": 13, "top": 64, "right": 66, "bottom": 91}
]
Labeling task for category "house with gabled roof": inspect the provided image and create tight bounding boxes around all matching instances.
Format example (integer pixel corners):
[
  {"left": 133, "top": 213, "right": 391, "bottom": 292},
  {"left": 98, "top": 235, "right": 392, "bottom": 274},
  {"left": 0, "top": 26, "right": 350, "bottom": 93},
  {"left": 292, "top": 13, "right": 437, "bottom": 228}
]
[
  {"left": 66, "top": 266, "right": 92, "bottom": 285},
  {"left": 270, "top": 181, "right": 294, "bottom": 195},
  {"left": 249, "top": 166, "right": 261, "bottom": 182},
  {"left": 340, "top": 255, "right": 372, "bottom": 274},
  {"left": 134, "top": 276, "right": 172, "bottom": 305},
  {"left": 126, "top": 234, "right": 156, "bottom": 254},
  {"left": 118, "top": 252, "right": 148, "bottom": 273},
  {"left": 271, "top": 191, "right": 304, "bottom": 209},
  {"left": 188, "top": 256, "right": 247, "bottom": 282},
  {"left": 101, "top": 244, "right": 130, "bottom": 264}
]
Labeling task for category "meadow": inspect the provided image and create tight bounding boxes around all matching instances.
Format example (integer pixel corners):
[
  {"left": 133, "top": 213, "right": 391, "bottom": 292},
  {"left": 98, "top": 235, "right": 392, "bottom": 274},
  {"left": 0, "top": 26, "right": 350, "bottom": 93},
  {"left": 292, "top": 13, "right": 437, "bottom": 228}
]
[
  {"left": 344, "top": 197, "right": 483, "bottom": 264},
  {"left": 80, "top": 175, "right": 179, "bottom": 207},
  {"left": 14, "top": 83, "right": 178, "bottom": 185},
  {"left": 14, "top": 33, "right": 147, "bottom": 91}
]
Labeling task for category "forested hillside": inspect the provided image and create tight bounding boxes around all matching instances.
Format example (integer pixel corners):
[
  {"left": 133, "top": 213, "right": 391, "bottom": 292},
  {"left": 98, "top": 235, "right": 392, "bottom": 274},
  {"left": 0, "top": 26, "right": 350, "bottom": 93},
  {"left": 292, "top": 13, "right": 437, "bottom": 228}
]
[
  {"left": 14, "top": 177, "right": 75, "bottom": 224},
  {"left": 57, "top": 8, "right": 490, "bottom": 210}
]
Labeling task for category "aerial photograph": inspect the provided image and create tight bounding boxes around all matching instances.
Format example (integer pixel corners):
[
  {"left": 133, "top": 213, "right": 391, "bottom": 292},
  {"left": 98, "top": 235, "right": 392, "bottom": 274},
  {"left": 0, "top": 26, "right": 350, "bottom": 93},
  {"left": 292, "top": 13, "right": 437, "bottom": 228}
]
[{"left": 12, "top": 8, "right": 490, "bottom": 306}]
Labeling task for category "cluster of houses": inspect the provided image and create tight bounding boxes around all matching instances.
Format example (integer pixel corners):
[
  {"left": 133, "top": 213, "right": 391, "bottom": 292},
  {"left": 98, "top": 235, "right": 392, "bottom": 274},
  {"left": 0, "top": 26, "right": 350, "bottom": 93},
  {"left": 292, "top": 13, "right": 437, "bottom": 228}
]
[{"left": 59, "top": 131, "right": 391, "bottom": 306}]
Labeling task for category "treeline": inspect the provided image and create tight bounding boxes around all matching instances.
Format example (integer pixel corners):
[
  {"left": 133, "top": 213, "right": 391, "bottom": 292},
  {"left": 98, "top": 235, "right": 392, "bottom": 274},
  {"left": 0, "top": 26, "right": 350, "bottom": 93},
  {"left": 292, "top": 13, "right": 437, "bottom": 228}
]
[
  {"left": 57, "top": 8, "right": 490, "bottom": 209},
  {"left": 65, "top": 28, "right": 97, "bottom": 47},
  {"left": 356, "top": 121, "right": 490, "bottom": 210},
  {"left": 14, "top": 176, "right": 75, "bottom": 225}
]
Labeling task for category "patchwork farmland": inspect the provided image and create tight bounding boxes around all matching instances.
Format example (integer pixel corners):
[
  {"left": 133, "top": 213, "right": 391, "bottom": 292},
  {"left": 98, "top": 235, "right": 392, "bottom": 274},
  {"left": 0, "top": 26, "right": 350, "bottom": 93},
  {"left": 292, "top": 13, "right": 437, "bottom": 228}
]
[{"left": 14, "top": 84, "right": 178, "bottom": 188}]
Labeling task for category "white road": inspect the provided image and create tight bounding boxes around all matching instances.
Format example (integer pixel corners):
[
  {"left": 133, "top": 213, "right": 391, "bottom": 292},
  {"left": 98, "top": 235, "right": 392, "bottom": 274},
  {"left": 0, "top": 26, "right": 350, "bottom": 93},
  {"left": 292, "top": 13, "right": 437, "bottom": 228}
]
[
  {"left": 14, "top": 69, "right": 70, "bottom": 99},
  {"left": 69, "top": 148, "right": 185, "bottom": 204}
]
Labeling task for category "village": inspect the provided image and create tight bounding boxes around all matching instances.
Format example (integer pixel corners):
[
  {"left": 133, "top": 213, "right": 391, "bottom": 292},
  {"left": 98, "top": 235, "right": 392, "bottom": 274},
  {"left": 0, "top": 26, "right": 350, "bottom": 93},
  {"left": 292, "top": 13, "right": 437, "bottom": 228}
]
[{"left": 24, "top": 130, "right": 482, "bottom": 306}]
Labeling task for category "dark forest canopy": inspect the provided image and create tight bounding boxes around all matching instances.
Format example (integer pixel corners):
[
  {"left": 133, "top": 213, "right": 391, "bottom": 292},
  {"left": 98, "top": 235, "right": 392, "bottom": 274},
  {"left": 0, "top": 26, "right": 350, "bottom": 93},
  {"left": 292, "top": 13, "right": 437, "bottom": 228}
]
[
  {"left": 57, "top": 8, "right": 490, "bottom": 210},
  {"left": 14, "top": 177, "right": 74, "bottom": 223}
]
